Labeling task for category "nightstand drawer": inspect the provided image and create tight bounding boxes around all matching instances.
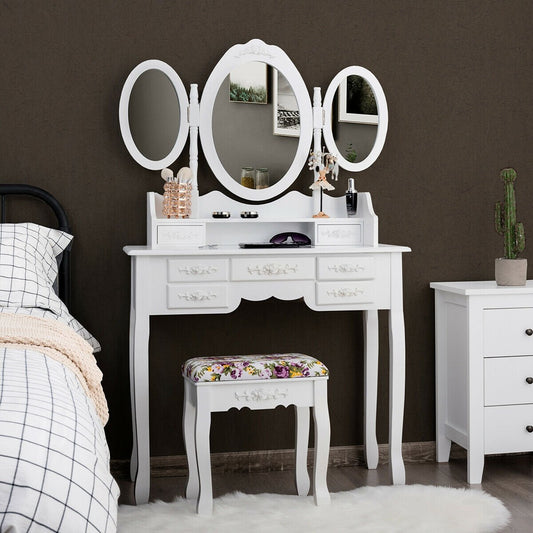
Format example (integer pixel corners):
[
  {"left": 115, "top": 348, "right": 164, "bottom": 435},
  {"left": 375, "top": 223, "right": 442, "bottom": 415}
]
[
  {"left": 167, "top": 284, "right": 228, "bottom": 309},
  {"left": 231, "top": 257, "right": 315, "bottom": 281},
  {"left": 485, "top": 356, "right": 533, "bottom": 406},
  {"left": 484, "top": 308, "right": 533, "bottom": 357},
  {"left": 317, "top": 256, "right": 376, "bottom": 280},
  {"left": 485, "top": 405, "right": 533, "bottom": 454},
  {"left": 168, "top": 259, "right": 228, "bottom": 282},
  {"left": 316, "top": 281, "right": 375, "bottom": 305}
]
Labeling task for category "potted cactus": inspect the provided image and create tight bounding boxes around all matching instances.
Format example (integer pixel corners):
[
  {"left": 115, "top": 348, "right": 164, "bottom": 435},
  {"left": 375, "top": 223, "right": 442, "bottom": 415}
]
[{"left": 494, "top": 167, "right": 527, "bottom": 285}]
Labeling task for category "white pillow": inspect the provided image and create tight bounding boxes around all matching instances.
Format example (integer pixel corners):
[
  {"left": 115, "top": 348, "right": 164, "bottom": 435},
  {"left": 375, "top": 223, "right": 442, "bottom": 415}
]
[{"left": 0, "top": 223, "right": 101, "bottom": 352}]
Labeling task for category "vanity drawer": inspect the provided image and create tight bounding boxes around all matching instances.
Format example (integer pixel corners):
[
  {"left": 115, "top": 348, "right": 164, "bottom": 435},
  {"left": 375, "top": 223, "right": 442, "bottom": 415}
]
[
  {"left": 167, "top": 284, "right": 228, "bottom": 309},
  {"left": 157, "top": 224, "right": 206, "bottom": 246},
  {"left": 485, "top": 356, "right": 533, "bottom": 406},
  {"left": 317, "top": 256, "right": 376, "bottom": 280},
  {"left": 484, "top": 404, "right": 533, "bottom": 454},
  {"left": 168, "top": 259, "right": 228, "bottom": 282},
  {"left": 316, "top": 281, "right": 375, "bottom": 306},
  {"left": 231, "top": 257, "right": 315, "bottom": 281},
  {"left": 484, "top": 308, "right": 533, "bottom": 357},
  {"left": 315, "top": 223, "right": 362, "bottom": 245}
]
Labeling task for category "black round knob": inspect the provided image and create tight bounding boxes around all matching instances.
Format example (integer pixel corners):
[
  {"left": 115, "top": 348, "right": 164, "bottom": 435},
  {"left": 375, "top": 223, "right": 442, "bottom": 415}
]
[
  {"left": 527, "top": 426, "right": 533, "bottom": 433},
  {"left": 526, "top": 329, "right": 533, "bottom": 336},
  {"left": 527, "top": 377, "right": 533, "bottom": 384}
]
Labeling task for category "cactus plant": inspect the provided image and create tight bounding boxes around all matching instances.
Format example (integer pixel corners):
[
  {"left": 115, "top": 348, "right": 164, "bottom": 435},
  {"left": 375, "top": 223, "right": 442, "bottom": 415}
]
[{"left": 495, "top": 167, "right": 525, "bottom": 259}]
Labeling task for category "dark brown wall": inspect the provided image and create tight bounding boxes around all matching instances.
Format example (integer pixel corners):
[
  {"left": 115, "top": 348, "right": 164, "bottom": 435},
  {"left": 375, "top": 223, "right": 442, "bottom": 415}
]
[{"left": 1, "top": 1, "right": 532, "bottom": 459}]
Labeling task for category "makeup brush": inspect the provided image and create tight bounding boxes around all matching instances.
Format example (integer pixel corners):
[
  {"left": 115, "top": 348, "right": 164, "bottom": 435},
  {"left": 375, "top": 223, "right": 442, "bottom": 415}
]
[
  {"left": 161, "top": 168, "right": 174, "bottom": 182},
  {"left": 176, "top": 167, "right": 193, "bottom": 183}
]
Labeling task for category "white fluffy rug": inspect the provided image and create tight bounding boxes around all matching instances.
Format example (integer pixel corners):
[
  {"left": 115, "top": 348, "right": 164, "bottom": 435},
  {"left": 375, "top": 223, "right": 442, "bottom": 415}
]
[{"left": 118, "top": 484, "right": 510, "bottom": 533}]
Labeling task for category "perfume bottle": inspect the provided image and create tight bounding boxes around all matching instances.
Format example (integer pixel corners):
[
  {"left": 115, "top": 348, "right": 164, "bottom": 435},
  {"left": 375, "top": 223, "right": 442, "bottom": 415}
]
[{"left": 346, "top": 178, "right": 358, "bottom": 217}]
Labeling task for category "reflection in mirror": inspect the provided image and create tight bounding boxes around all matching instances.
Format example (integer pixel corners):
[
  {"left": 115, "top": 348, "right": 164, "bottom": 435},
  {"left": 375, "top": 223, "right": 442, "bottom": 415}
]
[
  {"left": 333, "top": 75, "right": 378, "bottom": 164},
  {"left": 211, "top": 62, "right": 299, "bottom": 190},
  {"left": 128, "top": 69, "right": 180, "bottom": 161}
]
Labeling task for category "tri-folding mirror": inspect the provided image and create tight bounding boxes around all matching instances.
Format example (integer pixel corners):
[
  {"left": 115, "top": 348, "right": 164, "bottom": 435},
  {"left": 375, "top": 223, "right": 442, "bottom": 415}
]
[
  {"left": 119, "top": 59, "right": 189, "bottom": 170},
  {"left": 118, "top": 41, "right": 389, "bottom": 200}
]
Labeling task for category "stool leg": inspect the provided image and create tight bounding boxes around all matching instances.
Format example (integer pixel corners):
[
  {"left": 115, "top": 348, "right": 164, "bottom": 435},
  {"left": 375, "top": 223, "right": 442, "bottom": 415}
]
[
  {"left": 183, "top": 380, "right": 199, "bottom": 500},
  {"left": 195, "top": 387, "right": 213, "bottom": 515},
  {"left": 312, "top": 380, "right": 331, "bottom": 506},
  {"left": 294, "top": 406, "right": 310, "bottom": 496}
]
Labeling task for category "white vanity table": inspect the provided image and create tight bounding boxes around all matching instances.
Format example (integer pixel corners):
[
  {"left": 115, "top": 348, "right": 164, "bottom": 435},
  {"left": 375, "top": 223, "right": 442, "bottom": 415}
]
[{"left": 119, "top": 39, "right": 410, "bottom": 504}]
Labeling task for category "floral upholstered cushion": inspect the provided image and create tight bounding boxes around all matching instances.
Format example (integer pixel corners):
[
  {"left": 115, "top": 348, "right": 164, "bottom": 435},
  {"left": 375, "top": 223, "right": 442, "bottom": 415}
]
[{"left": 182, "top": 353, "right": 329, "bottom": 382}]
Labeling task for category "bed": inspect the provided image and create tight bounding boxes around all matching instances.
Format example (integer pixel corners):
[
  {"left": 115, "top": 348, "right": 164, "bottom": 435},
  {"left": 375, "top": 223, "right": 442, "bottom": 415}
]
[{"left": 0, "top": 185, "right": 119, "bottom": 532}]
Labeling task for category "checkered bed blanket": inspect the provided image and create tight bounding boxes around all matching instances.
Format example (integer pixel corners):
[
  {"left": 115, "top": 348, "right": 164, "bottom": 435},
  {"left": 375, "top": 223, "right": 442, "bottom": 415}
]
[{"left": 0, "top": 347, "right": 119, "bottom": 532}]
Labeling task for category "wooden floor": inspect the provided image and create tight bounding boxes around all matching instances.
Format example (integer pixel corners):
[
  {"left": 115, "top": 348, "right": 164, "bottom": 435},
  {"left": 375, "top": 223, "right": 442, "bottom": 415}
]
[{"left": 118, "top": 454, "right": 533, "bottom": 532}]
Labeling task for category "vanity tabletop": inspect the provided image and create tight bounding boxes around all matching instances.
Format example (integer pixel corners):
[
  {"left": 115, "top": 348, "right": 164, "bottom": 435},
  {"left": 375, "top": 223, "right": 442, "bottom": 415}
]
[{"left": 123, "top": 243, "right": 412, "bottom": 256}]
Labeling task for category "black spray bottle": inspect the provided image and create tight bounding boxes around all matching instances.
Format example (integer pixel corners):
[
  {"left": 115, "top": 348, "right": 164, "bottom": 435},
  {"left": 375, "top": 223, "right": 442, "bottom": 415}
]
[{"left": 346, "top": 178, "right": 358, "bottom": 216}]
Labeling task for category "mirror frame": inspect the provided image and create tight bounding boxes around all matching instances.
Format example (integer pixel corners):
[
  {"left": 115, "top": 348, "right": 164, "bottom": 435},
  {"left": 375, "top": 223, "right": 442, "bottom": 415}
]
[
  {"left": 119, "top": 59, "right": 189, "bottom": 170},
  {"left": 322, "top": 66, "right": 388, "bottom": 172},
  {"left": 199, "top": 39, "right": 313, "bottom": 201}
]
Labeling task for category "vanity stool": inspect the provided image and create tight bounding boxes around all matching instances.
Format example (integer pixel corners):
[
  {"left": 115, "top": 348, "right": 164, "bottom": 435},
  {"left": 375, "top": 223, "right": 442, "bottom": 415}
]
[{"left": 181, "top": 353, "right": 331, "bottom": 515}]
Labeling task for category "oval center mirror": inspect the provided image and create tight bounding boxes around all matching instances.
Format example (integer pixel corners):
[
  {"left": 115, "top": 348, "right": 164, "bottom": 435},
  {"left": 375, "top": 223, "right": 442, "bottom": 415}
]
[
  {"left": 200, "top": 39, "right": 312, "bottom": 201},
  {"left": 322, "top": 66, "right": 388, "bottom": 172},
  {"left": 119, "top": 59, "right": 189, "bottom": 170},
  {"left": 212, "top": 63, "right": 299, "bottom": 192}
]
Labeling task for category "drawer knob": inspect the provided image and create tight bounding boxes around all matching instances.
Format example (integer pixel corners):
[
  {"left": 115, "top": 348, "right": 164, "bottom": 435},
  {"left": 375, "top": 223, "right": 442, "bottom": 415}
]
[
  {"left": 526, "top": 329, "right": 533, "bottom": 336},
  {"left": 526, "top": 377, "right": 533, "bottom": 384},
  {"left": 527, "top": 426, "right": 533, "bottom": 433}
]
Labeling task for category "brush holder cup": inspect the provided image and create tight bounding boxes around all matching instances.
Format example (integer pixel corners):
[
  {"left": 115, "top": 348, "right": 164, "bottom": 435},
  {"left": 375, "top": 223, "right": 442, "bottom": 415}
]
[{"left": 162, "top": 182, "right": 192, "bottom": 218}]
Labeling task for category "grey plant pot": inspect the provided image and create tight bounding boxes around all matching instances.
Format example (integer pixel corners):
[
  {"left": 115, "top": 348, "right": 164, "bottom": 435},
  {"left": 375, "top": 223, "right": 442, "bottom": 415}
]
[{"left": 495, "top": 258, "right": 527, "bottom": 286}]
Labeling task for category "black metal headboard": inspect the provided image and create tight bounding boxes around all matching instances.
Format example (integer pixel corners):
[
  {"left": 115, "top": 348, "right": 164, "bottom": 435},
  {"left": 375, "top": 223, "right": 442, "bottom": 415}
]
[{"left": 0, "top": 184, "right": 71, "bottom": 307}]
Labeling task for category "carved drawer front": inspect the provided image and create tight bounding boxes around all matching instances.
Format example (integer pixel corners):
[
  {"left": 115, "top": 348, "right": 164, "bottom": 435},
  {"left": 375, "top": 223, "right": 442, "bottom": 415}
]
[
  {"left": 157, "top": 224, "right": 206, "bottom": 246},
  {"left": 315, "top": 223, "right": 362, "bottom": 245},
  {"left": 484, "top": 308, "right": 533, "bottom": 357},
  {"left": 231, "top": 257, "right": 315, "bottom": 281},
  {"left": 206, "top": 379, "right": 315, "bottom": 412},
  {"left": 316, "top": 281, "right": 375, "bottom": 305},
  {"left": 484, "top": 404, "right": 533, "bottom": 454},
  {"left": 167, "top": 284, "right": 228, "bottom": 309},
  {"left": 317, "top": 256, "right": 376, "bottom": 280},
  {"left": 168, "top": 259, "right": 228, "bottom": 282},
  {"left": 485, "top": 356, "right": 533, "bottom": 406}
]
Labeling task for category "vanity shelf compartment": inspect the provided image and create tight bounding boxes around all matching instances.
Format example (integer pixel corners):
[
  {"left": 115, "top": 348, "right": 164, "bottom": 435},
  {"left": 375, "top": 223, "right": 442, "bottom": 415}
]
[{"left": 148, "top": 191, "right": 378, "bottom": 248}]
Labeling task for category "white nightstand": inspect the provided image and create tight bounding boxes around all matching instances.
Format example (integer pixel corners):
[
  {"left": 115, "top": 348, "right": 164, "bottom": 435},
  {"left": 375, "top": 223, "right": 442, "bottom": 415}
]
[{"left": 431, "top": 281, "right": 533, "bottom": 484}]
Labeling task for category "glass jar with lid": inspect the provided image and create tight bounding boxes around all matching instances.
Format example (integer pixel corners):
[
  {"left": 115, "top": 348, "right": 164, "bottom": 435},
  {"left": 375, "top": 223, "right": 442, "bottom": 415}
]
[
  {"left": 255, "top": 168, "right": 269, "bottom": 190},
  {"left": 240, "top": 167, "right": 255, "bottom": 188}
]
